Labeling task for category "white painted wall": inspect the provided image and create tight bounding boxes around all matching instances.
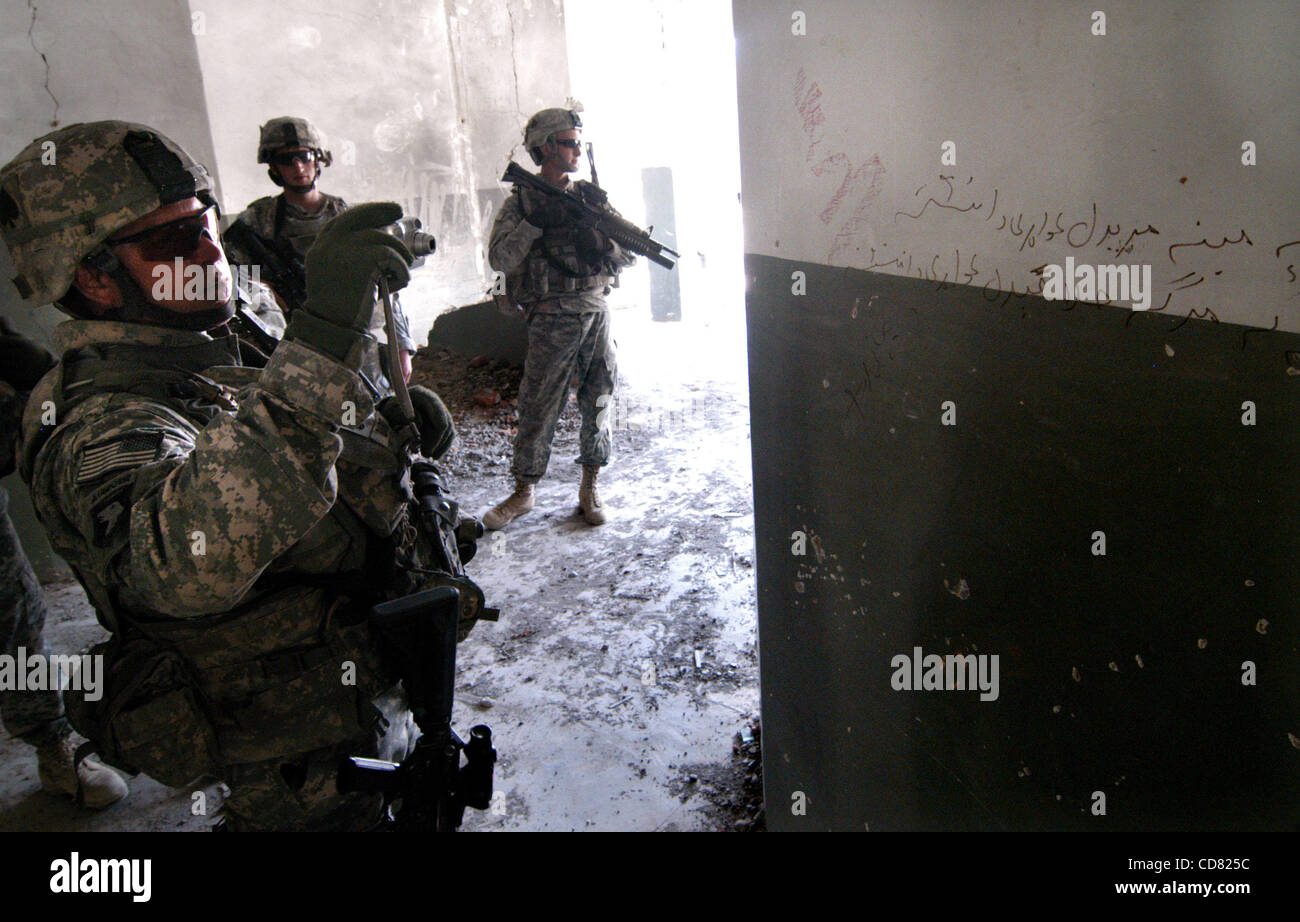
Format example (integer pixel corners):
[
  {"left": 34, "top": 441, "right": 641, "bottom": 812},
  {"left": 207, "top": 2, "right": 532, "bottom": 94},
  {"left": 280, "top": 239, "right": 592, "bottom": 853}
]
[
  {"left": 0, "top": 0, "right": 220, "bottom": 178},
  {"left": 0, "top": 0, "right": 220, "bottom": 580},
  {"left": 0, "top": 0, "right": 220, "bottom": 339},
  {"left": 734, "top": 0, "right": 1300, "bottom": 331}
]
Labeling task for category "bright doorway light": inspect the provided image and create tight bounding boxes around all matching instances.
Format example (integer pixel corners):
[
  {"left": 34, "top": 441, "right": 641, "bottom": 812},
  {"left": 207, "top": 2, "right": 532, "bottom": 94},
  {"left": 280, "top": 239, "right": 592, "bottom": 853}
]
[{"left": 563, "top": 0, "right": 747, "bottom": 394}]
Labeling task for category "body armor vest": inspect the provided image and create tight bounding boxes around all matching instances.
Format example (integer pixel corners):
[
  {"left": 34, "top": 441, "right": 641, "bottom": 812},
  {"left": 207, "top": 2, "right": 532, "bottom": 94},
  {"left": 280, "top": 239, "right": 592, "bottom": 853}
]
[{"left": 515, "top": 220, "right": 612, "bottom": 303}]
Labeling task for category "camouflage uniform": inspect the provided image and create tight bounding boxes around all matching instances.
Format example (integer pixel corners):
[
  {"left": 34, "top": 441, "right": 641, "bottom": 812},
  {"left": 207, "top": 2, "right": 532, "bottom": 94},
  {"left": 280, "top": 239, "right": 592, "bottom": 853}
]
[
  {"left": 18, "top": 314, "right": 434, "bottom": 829},
  {"left": 0, "top": 380, "right": 64, "bottom": 745},
  {"left": 489, "top": 182, "right": 634, "bottom": 483},
  {"left": 225, "top": 192, "right": 417, "bottom": 387},
  {"left": 1, "top": 121, "right": 463, "bottom": 830}
]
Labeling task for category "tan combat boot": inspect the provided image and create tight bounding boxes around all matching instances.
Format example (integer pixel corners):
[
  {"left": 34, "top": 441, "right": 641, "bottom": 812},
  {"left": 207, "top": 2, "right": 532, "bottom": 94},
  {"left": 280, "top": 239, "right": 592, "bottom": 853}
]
[
  {"left": 482, "top": 480, "right": 535, "bottom": 531},
  {"left": 37, "top": 734, "right": 129, "bottom": 809},
  {"left": 579, "top": 464, "right": 607, "bottom": 526}
]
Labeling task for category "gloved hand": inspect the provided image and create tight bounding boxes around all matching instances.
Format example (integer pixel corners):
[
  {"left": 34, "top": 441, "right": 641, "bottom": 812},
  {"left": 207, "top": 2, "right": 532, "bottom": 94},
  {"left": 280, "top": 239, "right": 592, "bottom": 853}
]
[
  {"left": 409, "top": 385, "right": 455, "bottom": 459},
  {"left": 520, "top": 182, "right": 587, "bottom": 228},
  {"left": 575, "top": 226, "right": 613, "bottom": 261},
  {"left": 0, "top": 318, "right": 56, "bottom": 391},
  {"left": 377, "top": 385, "right": 455, "bottom": 459},
  {"left": 285, "top": 202, "right": 413, "bottom": 363}
]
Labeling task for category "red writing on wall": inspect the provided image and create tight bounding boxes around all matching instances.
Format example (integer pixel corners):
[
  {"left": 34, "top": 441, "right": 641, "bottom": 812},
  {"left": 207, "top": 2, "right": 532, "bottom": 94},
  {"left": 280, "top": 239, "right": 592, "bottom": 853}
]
[{"left": 795, "top": 68, "right": 887, "bottom": 263}]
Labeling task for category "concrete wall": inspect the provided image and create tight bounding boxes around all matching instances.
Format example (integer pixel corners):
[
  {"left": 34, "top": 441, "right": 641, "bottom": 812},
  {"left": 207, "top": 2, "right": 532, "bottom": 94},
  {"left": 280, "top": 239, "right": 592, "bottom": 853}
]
[
  {"left": 0, "top": 0, "right": 220, "bottom": 581},
  {"left": 192, "top": 0, "right": 570, "bottom": 337},
  {"left": 735, "top": 0, "right": 1300, "bottom": 829}
]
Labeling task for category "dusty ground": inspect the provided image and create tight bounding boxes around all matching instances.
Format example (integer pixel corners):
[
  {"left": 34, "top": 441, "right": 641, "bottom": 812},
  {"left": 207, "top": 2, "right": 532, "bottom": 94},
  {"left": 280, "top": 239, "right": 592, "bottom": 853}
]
[{"left": 0, "top": 301, "right": 762, "bottom": 832}]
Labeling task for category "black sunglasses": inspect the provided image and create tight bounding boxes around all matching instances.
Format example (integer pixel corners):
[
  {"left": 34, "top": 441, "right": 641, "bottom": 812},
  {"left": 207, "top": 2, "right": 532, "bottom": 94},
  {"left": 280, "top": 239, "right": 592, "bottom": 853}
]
[
  {"left": 553, "top": 139, "right": 583, "bottom": 150},
  {"left": 271, "top": 149, "right": 317, "bottom": 167},
  {"left": 107, "top": 206, "right": 216, "bottom": 261}
]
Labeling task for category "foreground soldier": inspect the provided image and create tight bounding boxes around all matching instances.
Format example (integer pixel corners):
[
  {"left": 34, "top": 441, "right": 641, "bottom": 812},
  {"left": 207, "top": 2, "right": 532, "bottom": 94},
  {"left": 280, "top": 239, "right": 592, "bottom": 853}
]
[
  {"left": 483, "top": 108, "right": 635, "bottom": 529},
  {"left": 0, "top": 121, "right": 462, "bottom": 830},
  {"left": 223, "top": 116, "right": 416, "bottom": 384},
  {"left": 0, "top": 322, "right": 128, "bottom": 808}
]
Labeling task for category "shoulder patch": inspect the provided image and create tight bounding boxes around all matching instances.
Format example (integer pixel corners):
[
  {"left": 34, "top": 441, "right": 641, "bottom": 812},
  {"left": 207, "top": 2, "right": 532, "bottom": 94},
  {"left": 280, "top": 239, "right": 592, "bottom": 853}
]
[
  {"left": 75, "top": 432, "right": 164, "bottom": 485},
  {"left": 90, "top": 489, "right": 132, "bottom": 547}
]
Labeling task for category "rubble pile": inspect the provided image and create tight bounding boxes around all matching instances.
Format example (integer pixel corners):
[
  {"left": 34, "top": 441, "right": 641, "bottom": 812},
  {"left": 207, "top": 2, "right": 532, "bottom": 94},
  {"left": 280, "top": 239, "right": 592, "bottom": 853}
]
[{"left": 411, "top": 346, "right": 581, "bottom": 481}]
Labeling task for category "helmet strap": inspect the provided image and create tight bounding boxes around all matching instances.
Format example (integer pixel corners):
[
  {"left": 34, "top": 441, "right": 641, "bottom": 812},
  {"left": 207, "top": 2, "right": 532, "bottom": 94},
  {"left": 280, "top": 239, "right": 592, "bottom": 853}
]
[
  {"left": 542, "top": 138, "right": 565, "bottom": 170},
  {"left": 268, "top": 161, "right": 322, "bottom": 193}
]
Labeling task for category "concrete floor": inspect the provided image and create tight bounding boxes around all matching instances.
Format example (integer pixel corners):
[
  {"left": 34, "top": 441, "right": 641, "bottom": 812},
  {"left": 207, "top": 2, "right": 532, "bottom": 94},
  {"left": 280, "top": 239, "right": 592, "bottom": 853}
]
[{"left": 0, "top": 300, "right": 759, "bottom": 832}]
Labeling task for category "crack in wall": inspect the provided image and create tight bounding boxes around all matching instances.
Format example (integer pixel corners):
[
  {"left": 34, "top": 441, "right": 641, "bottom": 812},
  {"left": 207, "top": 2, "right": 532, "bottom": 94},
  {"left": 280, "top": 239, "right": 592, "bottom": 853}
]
[
  {"left": 442, "top": 3, "right": 487, "bottom": 282},
  {"left": 503, "top": 0, "right": 526, "bottom": 162},
  {"left": 26, "top": 0, "right": 60, "bottom": 127},
  {"left": 506, "top": 1, "right": 522, "bottom": 119}
]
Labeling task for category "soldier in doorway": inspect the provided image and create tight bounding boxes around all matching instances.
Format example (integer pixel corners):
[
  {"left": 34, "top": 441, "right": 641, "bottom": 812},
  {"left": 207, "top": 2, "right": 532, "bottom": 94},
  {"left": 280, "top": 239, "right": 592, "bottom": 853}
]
[{"left": 483, "top": 108, "right": 635, "bottom": 530}]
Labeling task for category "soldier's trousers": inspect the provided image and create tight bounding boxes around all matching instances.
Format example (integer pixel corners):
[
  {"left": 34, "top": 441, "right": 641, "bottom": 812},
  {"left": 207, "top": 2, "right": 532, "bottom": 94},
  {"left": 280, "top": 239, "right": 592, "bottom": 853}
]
[
  {"left": 0, "top": 488, "right": 65, "bottom": 744},
  {"left": 512, "top": 309, "right": 616, "bottom": 484}
]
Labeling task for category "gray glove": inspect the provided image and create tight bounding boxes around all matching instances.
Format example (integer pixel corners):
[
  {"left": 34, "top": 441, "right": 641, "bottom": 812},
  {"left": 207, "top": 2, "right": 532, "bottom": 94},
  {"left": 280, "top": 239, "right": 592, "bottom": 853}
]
[{"left": 575, "top": 226, "right": 612, "bottom": 261}]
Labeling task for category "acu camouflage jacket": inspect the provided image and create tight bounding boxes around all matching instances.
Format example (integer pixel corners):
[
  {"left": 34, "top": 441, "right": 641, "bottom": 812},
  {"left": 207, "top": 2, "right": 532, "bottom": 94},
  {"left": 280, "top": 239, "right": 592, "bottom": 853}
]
[{"left": 18, "top": 314, "right": 424, "bottom": 780}]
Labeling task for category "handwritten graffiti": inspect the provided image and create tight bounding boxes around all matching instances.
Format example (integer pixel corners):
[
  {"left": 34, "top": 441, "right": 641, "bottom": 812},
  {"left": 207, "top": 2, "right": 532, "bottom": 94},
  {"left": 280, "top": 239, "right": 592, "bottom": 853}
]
[
  {"left": 895, "top": 176, "right": 1162, "bottom": 258},
  {"left": 883, "top": 172, "right": 1294, "bottom": 330},
  {"left": 795, "top": 68, "right": 887, "bottom": 264}
]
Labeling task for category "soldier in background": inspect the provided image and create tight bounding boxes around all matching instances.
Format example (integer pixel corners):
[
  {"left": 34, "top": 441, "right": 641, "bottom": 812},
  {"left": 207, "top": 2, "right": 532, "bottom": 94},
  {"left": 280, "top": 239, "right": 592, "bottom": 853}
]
[
  {"left": 0, "top": 120, "right": 464, "bottom": 830},
  {"left": 223, "top": 116, "right": 416, "bottom": 385},
  {"left": 483, "top": 108, "right": 635, "bottom": 530},
  {"left": 0, "top": 319, "right": 128, "bottom": 808}
]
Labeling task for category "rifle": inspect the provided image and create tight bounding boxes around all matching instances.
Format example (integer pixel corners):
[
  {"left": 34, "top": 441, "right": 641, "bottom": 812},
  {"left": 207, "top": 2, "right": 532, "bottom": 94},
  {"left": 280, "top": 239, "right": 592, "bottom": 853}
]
[
  {"left": 501, "top": 161, "right": 680, "bottom": 270},
  {"left": 221, "top": 221, "right": 308, "bottom": 314},
  {"left": 340, "top": 246, "right": 497, "bottom": 830},
  {"left": 337, "top": 584, "right": 496, "bottom": 831}
]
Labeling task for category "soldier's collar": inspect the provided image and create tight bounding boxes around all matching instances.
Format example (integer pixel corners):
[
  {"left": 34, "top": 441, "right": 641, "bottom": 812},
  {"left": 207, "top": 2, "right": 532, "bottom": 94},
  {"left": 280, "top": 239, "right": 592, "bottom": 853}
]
[
  {"left": 280, "top": 191, "right": 343, "bottom": 219},
  {"left": 53, "top": 320, "right": 243, "bottom": 370}
]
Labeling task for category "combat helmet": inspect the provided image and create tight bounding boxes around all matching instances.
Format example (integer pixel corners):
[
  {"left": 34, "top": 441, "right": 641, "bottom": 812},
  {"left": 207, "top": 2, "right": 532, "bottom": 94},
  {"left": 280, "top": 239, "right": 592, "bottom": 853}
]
[
  {"left": 524, "top": 108, "right": 583, "bottom": 166},
  {"left": 0, "top": 120, "right": 215, "bottom": 310},
  {"left": 257, "top": 116, "right": 333, "bottom": 167}
]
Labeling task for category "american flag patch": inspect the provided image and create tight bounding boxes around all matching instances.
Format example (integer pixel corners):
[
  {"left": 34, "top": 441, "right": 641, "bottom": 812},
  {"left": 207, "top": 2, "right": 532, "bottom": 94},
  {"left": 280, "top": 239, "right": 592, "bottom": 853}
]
[{"left": 75, "top": 432, "right": 163, "bottom": 485}]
